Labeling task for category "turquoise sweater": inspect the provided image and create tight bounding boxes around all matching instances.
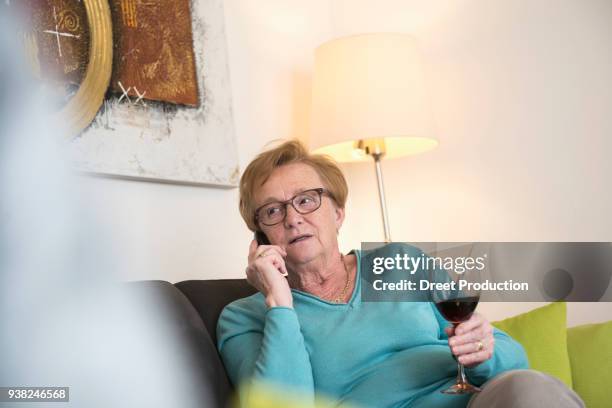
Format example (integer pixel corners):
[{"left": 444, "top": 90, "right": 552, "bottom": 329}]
[{"left": 217, "top": 244, "right": 528, "bottom": 408}]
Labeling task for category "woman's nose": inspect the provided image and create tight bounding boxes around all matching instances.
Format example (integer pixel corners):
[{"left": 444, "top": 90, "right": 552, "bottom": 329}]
[{"left": 284, "top": 204, "right": 304, "bottom": 227}]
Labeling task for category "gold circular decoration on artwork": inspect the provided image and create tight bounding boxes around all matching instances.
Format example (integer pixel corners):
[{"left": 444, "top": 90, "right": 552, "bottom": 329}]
[{"left": 56, "top": 0, "right": 113, "bottom": 138}]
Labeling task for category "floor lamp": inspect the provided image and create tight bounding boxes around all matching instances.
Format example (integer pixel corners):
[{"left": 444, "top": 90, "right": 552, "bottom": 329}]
[{"left": 310, "top": 33, "right": 438, "bottom": 242}]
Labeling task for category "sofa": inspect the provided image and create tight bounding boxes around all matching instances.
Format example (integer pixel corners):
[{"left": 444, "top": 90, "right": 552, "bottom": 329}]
[{"left": 135, "top": 279, "right": 611, "bottom": 408}]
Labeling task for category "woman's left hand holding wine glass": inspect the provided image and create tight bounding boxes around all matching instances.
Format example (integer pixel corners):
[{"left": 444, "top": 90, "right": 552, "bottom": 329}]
[{"left": 445, "top": 312, "right": 495, "bottom": 368}]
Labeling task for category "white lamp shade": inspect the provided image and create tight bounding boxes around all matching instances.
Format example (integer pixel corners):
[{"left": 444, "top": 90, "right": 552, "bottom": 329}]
[{"left": 310, "top": 33, "right": 438, "bottom": 162}]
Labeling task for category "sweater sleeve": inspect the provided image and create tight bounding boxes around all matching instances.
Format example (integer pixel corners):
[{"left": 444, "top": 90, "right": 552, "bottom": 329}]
[
  {"left": 430, "top": 302, "right": 529, "bottom": 386},
  {"left": 463, "top": 326, "right": 529, "bottom": 385},
  {"left": 217, "top": 300, "right": 315, "bottom": 403}
]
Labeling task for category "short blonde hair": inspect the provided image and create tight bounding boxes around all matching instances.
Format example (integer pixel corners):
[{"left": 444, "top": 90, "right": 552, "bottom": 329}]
[{"left": 239, "top": 139, "right": 348, "bottom": 231}]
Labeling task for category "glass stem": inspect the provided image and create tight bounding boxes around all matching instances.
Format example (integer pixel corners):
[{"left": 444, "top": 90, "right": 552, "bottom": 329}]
[
  {"left": 452, "top": 323, "right": 468, "bottom": 386},
  {"left": 457, "top": 361, "right": 468, "bottom": 386}
]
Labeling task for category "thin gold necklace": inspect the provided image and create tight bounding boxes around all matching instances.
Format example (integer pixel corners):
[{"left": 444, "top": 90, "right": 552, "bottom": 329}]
[{"left": 332, "top": 254, "right": 351, "bottom": 303}]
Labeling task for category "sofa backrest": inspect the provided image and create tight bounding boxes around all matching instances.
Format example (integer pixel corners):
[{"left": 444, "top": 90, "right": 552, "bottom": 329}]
[{"left": 174, "top": 279, "right": 257, "bottom": 346}]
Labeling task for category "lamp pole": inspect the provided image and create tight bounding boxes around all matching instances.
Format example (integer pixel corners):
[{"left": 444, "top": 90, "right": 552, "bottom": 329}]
[
  {"left": 356, "top": 138, "right": 392, "bottom": 243},
  {"left": 372, "top": 152, "right": 392, "bottom": 243}
]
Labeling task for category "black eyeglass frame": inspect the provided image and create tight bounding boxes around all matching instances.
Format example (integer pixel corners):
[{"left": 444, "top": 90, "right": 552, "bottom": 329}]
[{"left": 254, "top": 187, "right": 331, "bottom": 226}]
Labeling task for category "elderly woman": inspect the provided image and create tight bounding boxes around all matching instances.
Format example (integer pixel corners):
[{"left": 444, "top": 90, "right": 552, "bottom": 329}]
[{"left": 217, "top": 140, "right": 584, "bottom": 408}]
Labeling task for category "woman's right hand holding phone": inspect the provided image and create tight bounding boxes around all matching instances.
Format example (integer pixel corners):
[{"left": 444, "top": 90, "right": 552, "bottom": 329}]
[{"left": 246, "top": 239, "right": 293, "bottom": 309}]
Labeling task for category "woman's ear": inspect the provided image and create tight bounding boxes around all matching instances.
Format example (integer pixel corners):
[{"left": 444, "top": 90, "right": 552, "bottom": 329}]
[{"left": 334, "top": 206, "right": 345, "bottom": 231}]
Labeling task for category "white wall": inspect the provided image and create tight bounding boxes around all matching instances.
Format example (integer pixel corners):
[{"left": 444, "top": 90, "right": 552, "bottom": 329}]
[
  {"left": 78, "top": 0, "right": 612, "bottom": 325},
  {"left": 77, "top": 0, "right": 332, "bottom": 283}
]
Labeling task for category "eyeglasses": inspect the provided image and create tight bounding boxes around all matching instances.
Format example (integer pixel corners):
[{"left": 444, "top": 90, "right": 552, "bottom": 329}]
[{"left": 255, "top": 188, "right": 330, "bottom": 226}]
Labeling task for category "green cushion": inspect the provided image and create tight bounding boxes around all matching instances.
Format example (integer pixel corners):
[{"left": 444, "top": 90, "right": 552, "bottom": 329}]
[
  {"left": 492, "top": 302, "right": 572, "bottom": 388},
  {"left": 567, "top": 321, "right": 612, "bottom": 408}
]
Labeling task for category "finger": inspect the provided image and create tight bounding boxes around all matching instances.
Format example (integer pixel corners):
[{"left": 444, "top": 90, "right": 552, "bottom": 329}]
[
  {"left": 256, "top": 253, "right": 287, "bottom": 275},
  {"left": 254, "top": 245, "right": 286, "bottom": 260},
  {"left": 454, "top": 313, "right": 484, "bottom": 336},
  {"left": 277, "top": 261, "right": 288, "bottom": 276},
  {"left": 449, "top": 326, "right": 488, "bottom": 346},
  {"left": 458, "top": 349, "right": 493, "bottom": 366},
  {"left": 444, "top": 326, "right": 455, "bottom": 337},
  {"left": 453, "top": 322, "right": 494, "bottom": 344},
  {"left": 269, "top": 255, "right": 289, "bottom": 276},
  {"left": 253, "top": 247, "right": 272, "bottom": 260},
  {"left": 265, "top": 246, "right": 287, "bottom": 258},
  {"left": 270, "top": 255, "right": 288, "bottom": 276},
  {"left": 450, "top": 339, "right": 488, "bottom": 357}
]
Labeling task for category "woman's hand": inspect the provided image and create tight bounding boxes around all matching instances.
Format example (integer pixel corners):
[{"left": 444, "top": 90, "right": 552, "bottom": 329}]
[
  {"left": 246, "top": 239, "right": 293, "bottom": 309},
  {"left": 445, "top": 312, "right": 495, "bottom": 368}
]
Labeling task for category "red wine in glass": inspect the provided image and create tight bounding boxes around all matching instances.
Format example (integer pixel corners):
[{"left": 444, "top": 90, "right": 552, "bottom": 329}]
[{"left": 435, "top": 296, "right": 480, "bottom": 324}]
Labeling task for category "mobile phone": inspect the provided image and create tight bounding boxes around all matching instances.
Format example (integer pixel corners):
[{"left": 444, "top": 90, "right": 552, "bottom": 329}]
[{"left": 254, "top": 230, "right": 270, "bottom": 246}]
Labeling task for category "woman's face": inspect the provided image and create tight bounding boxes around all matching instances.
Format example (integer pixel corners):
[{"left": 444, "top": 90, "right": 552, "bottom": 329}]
[{"left": 254, "top": 163, "right": 345, "bottom": 265}]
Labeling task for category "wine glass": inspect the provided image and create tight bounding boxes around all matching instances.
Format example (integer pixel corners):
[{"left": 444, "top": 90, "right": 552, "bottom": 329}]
[{"left": 429, "top": 263, "right": 482, "bottom": 394}]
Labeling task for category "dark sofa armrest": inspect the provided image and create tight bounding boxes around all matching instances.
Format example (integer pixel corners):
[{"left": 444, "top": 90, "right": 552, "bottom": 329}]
[{"left": 128, "top": 280, "right": 233, "bottom": 408}]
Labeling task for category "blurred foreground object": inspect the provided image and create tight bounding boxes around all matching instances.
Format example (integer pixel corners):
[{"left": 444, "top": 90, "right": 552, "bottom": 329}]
[
  {"left": 0, "top": 13, "right": 213, "bottom": 407},
  {"left": 235, "top": 382, "right": 357, "bottom": 408}
]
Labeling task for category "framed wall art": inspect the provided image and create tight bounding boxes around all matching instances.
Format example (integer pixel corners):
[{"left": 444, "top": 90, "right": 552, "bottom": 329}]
[{"left": 17, "top": 0, "right": 239, "bottom": 187}]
